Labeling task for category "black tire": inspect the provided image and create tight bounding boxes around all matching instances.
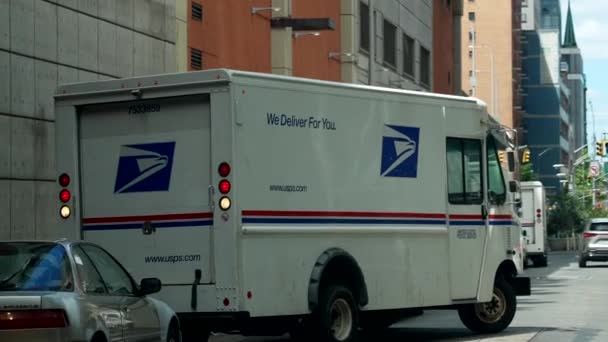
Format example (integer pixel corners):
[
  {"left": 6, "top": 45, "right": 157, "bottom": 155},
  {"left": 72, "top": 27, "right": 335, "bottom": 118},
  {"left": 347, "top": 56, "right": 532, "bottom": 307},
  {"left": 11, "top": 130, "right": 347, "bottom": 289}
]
[
  {"left": 180, "top": 326, "right": 209, "bottom": 342},
  {"left": 91, "top": 332, "right": 107, "bottom": 342},
  {"left": 458, "top": 277, "right": 516, "bottom": 334},
  {"left": 532, "top": 255, "right": 548, "bottom": 267},
  {"left": 167, "top": 320, "right": 182, "bottom": 342},
  {"left": 579, "top": 258, "right": 587, "bottom": 268},
  {"left": 311, "top": 284, "right": 360, "bottom": 342}
]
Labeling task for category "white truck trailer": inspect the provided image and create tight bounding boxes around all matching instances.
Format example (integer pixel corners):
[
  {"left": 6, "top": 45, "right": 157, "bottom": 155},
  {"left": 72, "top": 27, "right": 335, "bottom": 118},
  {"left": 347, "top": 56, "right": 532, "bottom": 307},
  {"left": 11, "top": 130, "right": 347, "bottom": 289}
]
[
  {"left": 520, "top": 181, "right": 548, "bottom": 267},
  {"left": 54, "top": 69, "right": 530, "bottom": 341}
]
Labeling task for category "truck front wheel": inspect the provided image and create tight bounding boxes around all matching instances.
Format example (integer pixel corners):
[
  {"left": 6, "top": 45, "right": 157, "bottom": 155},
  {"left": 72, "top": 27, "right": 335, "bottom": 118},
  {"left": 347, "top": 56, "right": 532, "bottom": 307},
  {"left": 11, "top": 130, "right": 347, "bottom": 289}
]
[
  {"left": 458, "top": 277, "right": 516, "bottom": 334},
  {"left": 312, "top": 285, "right": 360, "bottom": 342}
]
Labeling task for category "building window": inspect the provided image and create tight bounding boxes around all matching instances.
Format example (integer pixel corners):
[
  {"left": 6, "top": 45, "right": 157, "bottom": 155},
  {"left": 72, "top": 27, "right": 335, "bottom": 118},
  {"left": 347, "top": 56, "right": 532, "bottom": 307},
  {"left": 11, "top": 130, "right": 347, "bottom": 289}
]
[
  {"left": 359, "top": 2, "right": 370, "bottom": 53},
  {"left": 383, "top": 20, "right": 397, "bottom": 68},
  {"left": 420, "top": 46, "right": 430, "bottom": 87},
  {"left": 402, "top": 34, "right": 414, "bottom": 77},
  {"left": 192, "top": 2, "right": 202, "bottom": 21},
  {"left": 468, "top": 31, "right": 476, "bottom": 42},
  {"left": 468, "top": 50, "right": 473, "bottom": 58},
  {"left": 468, "top": 12, "right": 476, "bottom": 21},
  {"left": 521, "top": 13, "right": 527, "bottom": 23},
  {"left": 522, "top": 0, "right": 528, "bottom": 7},
  {"left": 190, "top": 48, "right": 202, "bottom": 70}
]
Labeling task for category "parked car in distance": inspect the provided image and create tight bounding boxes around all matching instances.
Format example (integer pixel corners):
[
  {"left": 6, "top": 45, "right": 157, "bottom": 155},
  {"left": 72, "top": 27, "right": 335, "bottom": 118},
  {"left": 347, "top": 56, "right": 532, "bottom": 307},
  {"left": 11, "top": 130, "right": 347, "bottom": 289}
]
[
  {"left": 579, "top": 218, "right": 608, "bottom": 268},
  {"left": 0, "top": 240, "right": 181, "bottom": 342}
]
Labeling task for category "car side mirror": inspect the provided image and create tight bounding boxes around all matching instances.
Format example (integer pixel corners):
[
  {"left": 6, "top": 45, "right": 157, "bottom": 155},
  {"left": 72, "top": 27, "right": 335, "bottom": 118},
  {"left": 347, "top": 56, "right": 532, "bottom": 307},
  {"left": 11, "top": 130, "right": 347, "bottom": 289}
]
[
  {"left": 139, "top": 278, "right": 161, "bottom": 296},
  {"left": 509, "top": 180, "right": 518, "bottom": 193}
]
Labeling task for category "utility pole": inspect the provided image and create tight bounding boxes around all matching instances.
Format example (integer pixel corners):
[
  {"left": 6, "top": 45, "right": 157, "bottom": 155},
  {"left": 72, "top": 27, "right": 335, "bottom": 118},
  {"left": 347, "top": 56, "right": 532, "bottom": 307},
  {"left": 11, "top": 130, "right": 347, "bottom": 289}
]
[
  {"left": 368, "top": 0, "right": 374, "bottom": 85},
  {"left": 591, "top": 100, "right": 597, "bottom": 207}
]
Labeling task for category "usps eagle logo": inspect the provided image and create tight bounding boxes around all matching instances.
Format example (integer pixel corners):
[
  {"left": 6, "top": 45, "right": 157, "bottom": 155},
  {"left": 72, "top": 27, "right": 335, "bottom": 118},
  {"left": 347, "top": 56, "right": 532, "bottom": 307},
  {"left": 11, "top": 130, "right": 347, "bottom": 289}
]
[
  {"left": 114, "top": 142, "right": 176, "bottom": 193},
  {"left": 380, "top": 125, "right": 420, "bottom": 178}
]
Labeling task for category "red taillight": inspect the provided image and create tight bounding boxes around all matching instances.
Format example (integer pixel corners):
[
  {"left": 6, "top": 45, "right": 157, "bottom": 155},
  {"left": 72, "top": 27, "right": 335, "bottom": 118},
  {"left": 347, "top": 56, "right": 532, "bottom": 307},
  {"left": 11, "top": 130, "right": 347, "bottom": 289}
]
[
  {"left": 219, "top": 180, "right": 231, "bottom": 194},
  {"left": 59, "top": 189, "right": 71, "bottom": 203},
  {"left": 218, "top": 162, "right": 231, "bottom": 177},
  {"left": 58, "top": 173, "right": 70, "bottom": 187},
  {"left": 583, "top": 232, "right": 598, "bottom": 239},
  {"left": 0, "top": 309, "right": 68, "bottom": 330}
]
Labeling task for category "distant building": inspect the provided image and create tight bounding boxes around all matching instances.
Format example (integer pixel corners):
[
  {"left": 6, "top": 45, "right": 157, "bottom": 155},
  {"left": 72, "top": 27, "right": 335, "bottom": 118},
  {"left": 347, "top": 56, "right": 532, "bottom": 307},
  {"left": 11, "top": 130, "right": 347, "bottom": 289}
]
[
  {"left": 459, "top": 0, "right": 521, "bottom": 128},
  {"left": 560, "top": 2, "right": 586, "bottom": 152},
  {"left": 521, "top": 0, "right": 571, "bottom": 194},
  {"left": 183, "top": 0, "right": 434, "bottom": 90}
]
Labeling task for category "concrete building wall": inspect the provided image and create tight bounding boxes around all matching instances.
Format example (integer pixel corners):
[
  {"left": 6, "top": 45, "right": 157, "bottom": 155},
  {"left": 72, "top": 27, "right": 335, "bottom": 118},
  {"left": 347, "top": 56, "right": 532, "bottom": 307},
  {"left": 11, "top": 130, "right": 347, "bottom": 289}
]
[
  {"left": 461, "top": 0, "right": 514, "bottom": 127},
  {"left": 1, "top": 0, "right": 177, "bottom": 240},
  {"left": 355, "top": 0, "right": 432, "bottom": 90}
]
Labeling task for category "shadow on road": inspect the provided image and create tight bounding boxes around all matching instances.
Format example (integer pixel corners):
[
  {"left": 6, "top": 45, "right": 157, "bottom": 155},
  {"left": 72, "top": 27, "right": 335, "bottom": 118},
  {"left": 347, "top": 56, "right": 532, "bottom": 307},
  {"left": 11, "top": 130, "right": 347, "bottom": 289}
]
[{"left": 373, "top": 326, "right": 544, "bottom": 341}]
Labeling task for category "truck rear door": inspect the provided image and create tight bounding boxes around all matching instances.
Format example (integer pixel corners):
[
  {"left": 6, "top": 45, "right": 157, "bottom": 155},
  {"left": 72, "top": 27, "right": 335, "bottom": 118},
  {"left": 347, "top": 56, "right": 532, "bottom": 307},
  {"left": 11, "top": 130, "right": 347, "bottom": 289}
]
[
  {"left": 521, "top": 189, "right": 535, "bottom": 244},
  {"left": 78, "top": 95, "right": 214, "bottom": 285}
]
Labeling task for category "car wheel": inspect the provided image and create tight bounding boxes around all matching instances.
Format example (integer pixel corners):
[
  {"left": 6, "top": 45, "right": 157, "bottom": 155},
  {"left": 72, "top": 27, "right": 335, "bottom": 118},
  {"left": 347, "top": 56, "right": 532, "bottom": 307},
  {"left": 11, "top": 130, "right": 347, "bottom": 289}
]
[
  {"left": 91, "top": 332, "right": 107, "bottom": 342},
  {"left": 311, "top": 284, "right": 360, "bottom": 342},
  {"left": 579, "top": 258, "right": 587, "bottom": 268},
  {"left": 167, "top": 321, "right": 181, "bottom": 342},
  {"left": 181, "top": 326, "right": 209, "bottom": 342},
  {"left": 458, "top": 277, "right": 516, "bottom": 334}
]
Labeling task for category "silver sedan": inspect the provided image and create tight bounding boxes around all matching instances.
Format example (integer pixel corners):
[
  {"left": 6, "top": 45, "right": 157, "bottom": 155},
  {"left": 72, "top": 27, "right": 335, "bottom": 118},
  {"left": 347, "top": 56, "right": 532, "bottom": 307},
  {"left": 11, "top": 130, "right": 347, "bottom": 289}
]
[{"left": 0, "top": 240, "right": 181, "bottom": 341}]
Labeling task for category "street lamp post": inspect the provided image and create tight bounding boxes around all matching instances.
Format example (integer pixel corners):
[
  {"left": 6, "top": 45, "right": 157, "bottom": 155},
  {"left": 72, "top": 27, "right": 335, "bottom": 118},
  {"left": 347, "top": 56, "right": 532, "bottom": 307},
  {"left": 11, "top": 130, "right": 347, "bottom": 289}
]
[
  {"left": 469, "top": 44, "right": 495, "bottom": 116},
  {"left": 536, "top": 147, "right": 556, "bottom": 176}
]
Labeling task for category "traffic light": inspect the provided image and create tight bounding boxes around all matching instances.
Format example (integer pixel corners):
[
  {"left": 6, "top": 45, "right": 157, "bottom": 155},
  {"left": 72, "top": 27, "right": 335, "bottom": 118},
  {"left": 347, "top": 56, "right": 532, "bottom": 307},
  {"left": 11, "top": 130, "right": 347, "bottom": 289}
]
[
  {"left": 498, "top": 151, "right": 505, "bottom": 164},
  {"left": 597, "top": 140, "right": 605, "bottom": 156},
  {"left": 522, "top": 149, "right": 531, "bottom": 164}
]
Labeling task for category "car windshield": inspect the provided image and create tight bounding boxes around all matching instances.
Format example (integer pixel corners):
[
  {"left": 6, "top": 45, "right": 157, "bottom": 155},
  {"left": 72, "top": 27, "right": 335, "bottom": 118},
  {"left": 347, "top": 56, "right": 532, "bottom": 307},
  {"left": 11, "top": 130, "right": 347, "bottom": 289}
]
[{"left": 0, "top": 242, "right": 73, "bottom": 292}]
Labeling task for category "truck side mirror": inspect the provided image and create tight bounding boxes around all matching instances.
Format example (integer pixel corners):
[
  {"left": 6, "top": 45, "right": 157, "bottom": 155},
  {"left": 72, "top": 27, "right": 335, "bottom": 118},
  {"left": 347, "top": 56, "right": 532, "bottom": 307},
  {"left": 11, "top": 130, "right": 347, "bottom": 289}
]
[
  {"left": 509, "top": 180, "right": 518, "bottom": 193},
  {"left": 507, "top": 151, "right": 515, "bottom": 172}
]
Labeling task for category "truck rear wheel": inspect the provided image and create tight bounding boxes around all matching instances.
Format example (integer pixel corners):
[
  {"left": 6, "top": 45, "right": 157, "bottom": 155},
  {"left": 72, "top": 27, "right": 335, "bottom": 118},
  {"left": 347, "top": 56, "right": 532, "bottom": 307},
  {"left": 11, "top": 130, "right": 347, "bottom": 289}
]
[
  {"left": 533, "top": 255, "right": 547, "bottom": 267},
  {"left": 458, "top": 277, "right": 516, "bottom": 334},
  {"left": 312, "top": 285, "right": 360, "bottom": 342}
]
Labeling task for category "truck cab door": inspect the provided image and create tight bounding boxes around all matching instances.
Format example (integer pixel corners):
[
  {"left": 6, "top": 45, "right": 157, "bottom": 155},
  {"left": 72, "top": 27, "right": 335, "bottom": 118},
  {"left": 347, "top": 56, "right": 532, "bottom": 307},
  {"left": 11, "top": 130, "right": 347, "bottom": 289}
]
[{"left": 446, "top": 138, "right": 487, "bottom": 300}]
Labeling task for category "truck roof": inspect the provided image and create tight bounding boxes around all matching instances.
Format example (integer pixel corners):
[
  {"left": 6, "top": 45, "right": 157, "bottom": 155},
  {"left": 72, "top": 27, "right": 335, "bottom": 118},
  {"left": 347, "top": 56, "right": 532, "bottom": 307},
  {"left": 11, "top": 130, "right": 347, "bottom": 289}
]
[
  {"left": 55, "top": 68, "right": 487, "bottom": 111},
  {"left": 520, "top": 181, "right": 544, "bottom": 188}
]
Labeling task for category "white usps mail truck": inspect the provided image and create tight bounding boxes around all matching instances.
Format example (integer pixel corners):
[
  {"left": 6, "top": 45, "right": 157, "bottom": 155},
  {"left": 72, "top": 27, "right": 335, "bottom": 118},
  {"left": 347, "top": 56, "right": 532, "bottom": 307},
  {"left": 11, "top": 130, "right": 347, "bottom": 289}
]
[
  {"left": 520, "top": 181, "right": 548, "bottom": 267},
  {"left": 54, "top": 69, "right": 530, "bottom": 341}
]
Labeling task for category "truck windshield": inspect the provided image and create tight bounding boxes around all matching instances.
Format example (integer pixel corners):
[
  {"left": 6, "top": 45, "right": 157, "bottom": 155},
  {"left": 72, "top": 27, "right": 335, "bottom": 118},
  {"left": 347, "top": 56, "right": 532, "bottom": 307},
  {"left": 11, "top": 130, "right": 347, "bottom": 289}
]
[{"left": 0, "top": 242, "right": 73, "bottom": 292}]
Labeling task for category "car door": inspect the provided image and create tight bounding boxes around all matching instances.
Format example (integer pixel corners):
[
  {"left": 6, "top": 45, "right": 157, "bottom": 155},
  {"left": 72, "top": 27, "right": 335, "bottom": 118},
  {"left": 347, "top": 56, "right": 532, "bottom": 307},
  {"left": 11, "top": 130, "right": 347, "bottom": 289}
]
[
  {"left": 80, "top": 244, "right": 161, "bottom": 342},
  {"left": 71, "top": 245, "right": 125, "bottom": 341}
]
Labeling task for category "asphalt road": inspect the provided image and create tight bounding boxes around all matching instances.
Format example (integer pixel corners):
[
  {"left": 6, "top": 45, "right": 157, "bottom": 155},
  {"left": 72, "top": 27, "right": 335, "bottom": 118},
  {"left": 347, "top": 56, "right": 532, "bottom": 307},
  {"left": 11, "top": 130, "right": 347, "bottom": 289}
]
[{"left": 211, "top": 252, "right": 608, "bottom": 341}]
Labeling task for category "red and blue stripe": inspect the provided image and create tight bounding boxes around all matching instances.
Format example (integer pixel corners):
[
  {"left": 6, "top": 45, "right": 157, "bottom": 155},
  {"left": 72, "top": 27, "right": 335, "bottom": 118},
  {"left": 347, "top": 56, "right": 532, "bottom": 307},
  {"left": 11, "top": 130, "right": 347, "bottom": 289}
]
[
  {"left": 241, "top": 211, "right": 514, "bottom": 227},
  {"left": 82, "top": 212, "right": 213, "bottom": 231}
]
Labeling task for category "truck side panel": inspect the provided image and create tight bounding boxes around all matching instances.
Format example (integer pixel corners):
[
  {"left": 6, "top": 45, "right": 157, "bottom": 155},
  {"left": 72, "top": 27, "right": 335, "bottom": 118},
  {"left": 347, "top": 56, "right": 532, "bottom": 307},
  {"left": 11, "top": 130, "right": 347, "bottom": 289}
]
[{"left": 234, "top": 81, "right": 456, "bottom": 316}]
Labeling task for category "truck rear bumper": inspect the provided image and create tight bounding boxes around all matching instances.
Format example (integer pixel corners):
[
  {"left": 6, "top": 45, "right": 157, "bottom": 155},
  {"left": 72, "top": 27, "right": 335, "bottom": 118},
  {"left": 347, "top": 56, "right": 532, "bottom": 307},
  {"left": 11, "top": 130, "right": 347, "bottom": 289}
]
[{"left": 511, "top": 277, "right": 531, "bottom": 296}]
